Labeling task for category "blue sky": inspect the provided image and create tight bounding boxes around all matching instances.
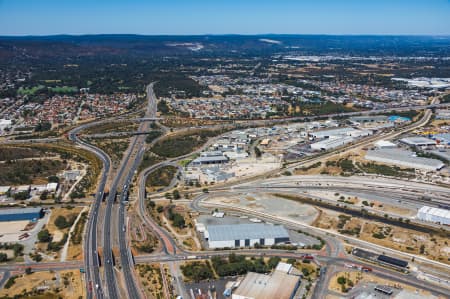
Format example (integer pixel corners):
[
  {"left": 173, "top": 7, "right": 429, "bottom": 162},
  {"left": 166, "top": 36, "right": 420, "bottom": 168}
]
[{"left": 0, "top": 0, "right": 449, "bottom": 36}]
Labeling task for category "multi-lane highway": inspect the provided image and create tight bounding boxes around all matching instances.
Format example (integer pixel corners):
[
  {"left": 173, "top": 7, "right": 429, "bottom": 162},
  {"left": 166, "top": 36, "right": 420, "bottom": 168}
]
[
  {"left": 68, "top": 125, "right": 111, "bottom": 299},
  {"left": 68, "top": 82, "right": 157, "bottom": 299},
  {"left": 113, "top": 82, "right": 158, "bottom": 299}
]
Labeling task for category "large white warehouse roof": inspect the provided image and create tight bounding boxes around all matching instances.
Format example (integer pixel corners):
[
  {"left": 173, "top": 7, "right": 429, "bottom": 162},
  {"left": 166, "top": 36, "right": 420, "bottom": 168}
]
[
  {"left": 365, "top": 149, "right": 445, "bottom": 171},
  {"left": 232, "top": 266, "right": 300, "bottom": 299},
  {"left": 206, "top": 223, "right": 289, "bottom": 242},
  {"left": 310, "top": 136, "right": 354, "bottom": 151},
  {"left": 400, "top": 137, "right": 436, "bottom": 146},
  {"left": 310, "top": 127, "right": 359, "bottom": 139},
  {"left": 417, "top": 206, "right": 450, "bottom": 225}
]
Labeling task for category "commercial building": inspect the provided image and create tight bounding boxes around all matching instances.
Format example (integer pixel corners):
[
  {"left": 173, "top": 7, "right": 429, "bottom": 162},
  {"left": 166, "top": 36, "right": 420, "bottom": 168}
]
[
  {"left": 399, "top": 137, "right": 436, "bottom": 147},
  {"left": 232, "top": 262, "right": 300, "bottom": 299},
  {"left": 62, "top": 170, "right": 81, "bottom": 181},
  {"left": 417, "top": 206, "right": 450, "bottom": 225},
  {"left": 377, "top": 255, "right": 408, "bottom": 269},
  {"left": 365, "top": 149, "right": 445, "bottom": 171},
  {"left": 31, "top": 183, "right": 58, "bottom": 194},
  {"left": 374, "top": 140, "right": 397, "bottom": 149},
  {"left": 309, "top": 127, "right": 360, "bottom": 139},
  {"left": 11, "top": 185, "right": 31, "bottom": 195},
  {"left": 203, "top": 168, "right": 235, "bottom": 183},
  {"left": 349, "top": 115, "right": 388, "bottom": 125},
  {"left": 223, "top": 151, "right": 249, "bottom": 160},
  {"left": 205, "top": 223, "right": 290, "bottom": 249},
  {"left": 310, "top": 136, "right": 354, "bottom": 151},
  {"left": 0, "top": 207, "right": 44, "bottom": 222},
  {"left": 260, "top": 138, "right": 271, "bottom": 146},
  {"left": 435, "top": 109, "right": 450, "bottom": 120},
  {"left": 0, "top": 186, "right": 11, "bottom": 196},
  {"left": 0, "top": 119, "right": 12, "bottom": 131},
  {"left": 191, "top": 152, "right": 229, "bottom": 166}
]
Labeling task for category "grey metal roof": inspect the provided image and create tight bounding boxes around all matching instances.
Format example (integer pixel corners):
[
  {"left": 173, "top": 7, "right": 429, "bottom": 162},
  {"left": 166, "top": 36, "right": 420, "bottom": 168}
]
[
  {"left": 193, "top": 156, "right": 229, "bottom": 163},
  {"left": 0, "top": 207, "right": 43, "bottom": 216},
  {"left": 365, "top": 149, "right": 444, "bottom": 169},
  {"left": 400, "top": 137, "right": 436, "bottom": 145},
  {"left": 207, "top": 223, "right": 289, "bottom": 241},
  {"left": 350, "top": 115, "right": 388, "bottom": 122}
]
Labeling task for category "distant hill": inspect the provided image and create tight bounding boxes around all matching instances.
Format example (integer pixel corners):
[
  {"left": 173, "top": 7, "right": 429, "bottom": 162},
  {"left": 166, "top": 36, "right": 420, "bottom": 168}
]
[{"left": 0, "top": 34, "right": 449, "bottom": 61}]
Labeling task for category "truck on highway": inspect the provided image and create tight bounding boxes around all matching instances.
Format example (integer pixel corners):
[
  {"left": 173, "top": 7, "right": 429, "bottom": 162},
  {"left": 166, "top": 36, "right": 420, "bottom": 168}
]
[{"left": 102, "top": 189, "right": 109, "bottom": 201}]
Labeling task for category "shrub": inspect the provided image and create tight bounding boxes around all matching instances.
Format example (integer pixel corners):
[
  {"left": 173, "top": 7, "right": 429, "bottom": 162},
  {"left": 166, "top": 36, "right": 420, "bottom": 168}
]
[
  {"left": 38, "top": 229, "right": 51, "bottom": 243},
  {"left": 0, "top": 253, "right": 8, "bottom": 262}
]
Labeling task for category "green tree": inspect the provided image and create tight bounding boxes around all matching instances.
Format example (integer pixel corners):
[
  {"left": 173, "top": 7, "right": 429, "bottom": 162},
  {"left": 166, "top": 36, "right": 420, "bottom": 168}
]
[
  {"left": 337, "top": 276, "right": 347, "bottom": 285},
  {"left": 147, "top": 200, "right": 156, "bottom": 209},
  {"left": 34, "top": 122, "right": 52, "bottom": 132},
  {"left": 40, "top": 190, "right": 49, "bottom": 200},
  {"left": 54, "top": 215, "right": 70, "bottom": 229},
  {"left": 13, "top": 191, "right": 29, "bottom": 201},
  {"left": 47, "top": 175, "right": 60, "bottom": 183},
  {"left": 37, "top": 229, "right": 51, "bottom": 243},
  {"left": 268, "top": 256, "right": 281, "bottom": 269},
  {"left": 172, "top": 190, "right": 181, "bottom": 200},
  {"left": 302, "top": 268, "right": 310, "bottom": 277},
  {"left": 254, "top": 146, "right": 262, "bottom": 158},
  {"left": 0, "top": 253, "right": 8, "bottom": 262},
  {"left": 172, "top": 214, "right": 185, "bottom": 228}
]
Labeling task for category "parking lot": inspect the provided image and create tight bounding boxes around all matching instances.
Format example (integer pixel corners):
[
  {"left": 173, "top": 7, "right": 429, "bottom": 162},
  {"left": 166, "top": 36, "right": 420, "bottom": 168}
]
[{"left": 185, "top": 278, "right": 231, "bottom": 299}]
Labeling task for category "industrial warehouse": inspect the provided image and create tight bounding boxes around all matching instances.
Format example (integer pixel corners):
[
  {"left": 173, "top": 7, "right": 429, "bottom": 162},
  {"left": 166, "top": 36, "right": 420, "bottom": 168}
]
[
  {"left": 417, "top": 206, "right": 450, "bottom": 225},
  {"left": 0, "top": 207, "right": 44, "bottom": 222},
  {"left": 399, "top": 136, "right": 436, "bottom": 147},
  {"left": 365, "top": 148, "right": 445, "bottom": 171},
  {"left": 205, "top": 223, "right": 290, "bottom": 249},
  {"left": 231, "top": 262, "right": 301, "bottom": 299},
  {"left": 191, "top": 151, "right": 229, "bottom": 166},
  {"left": 309, "top": 127, "right": 373, "bottom": 151}
]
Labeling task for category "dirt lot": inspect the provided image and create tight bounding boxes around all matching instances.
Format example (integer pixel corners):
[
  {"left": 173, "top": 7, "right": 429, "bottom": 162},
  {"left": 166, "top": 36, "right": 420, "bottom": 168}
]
[
  {"left": 136, "top": 263, "right": 166, "bottom": 299},
  {"left": 294, "top": 151, "right": 415, "bottom": 178},
  {"left": 34, "top": 207, "right": 83, "bottom": 260},
  {"left": 314, "top": 209, "right": 450, "bottom": 264},
  {"left": 328, "top": 271, "right": 436, "bottom": 296},
  {"left": 0, "top": 270, "right": 83, "bottom": 298},
  {"left": 161, "top": 205, "right": 201, "bottom": 251},
  {"left": 329, "top": 271, "right": 364, "bottom": 293},
  {"left": 0, "top": 220, "right": 29, "bottom": 235},
  {"left": 67, "top": 210, "right": 88, "bottom": 261}
]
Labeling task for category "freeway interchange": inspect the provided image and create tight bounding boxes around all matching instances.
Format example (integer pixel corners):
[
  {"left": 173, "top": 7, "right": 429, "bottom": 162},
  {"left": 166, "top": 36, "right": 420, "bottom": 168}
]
[{"left": 43, "top": 86, "right": 450, "bottom": 299}]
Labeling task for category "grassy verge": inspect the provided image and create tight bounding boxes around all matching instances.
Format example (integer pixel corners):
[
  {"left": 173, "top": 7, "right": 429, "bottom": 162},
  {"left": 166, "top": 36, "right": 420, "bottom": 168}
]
[
  {"left": 150, "top": 129, "right": 225, "bottom": 158},
  {"left": 146, "top": 166, "right": 178, "bottom": 189}
]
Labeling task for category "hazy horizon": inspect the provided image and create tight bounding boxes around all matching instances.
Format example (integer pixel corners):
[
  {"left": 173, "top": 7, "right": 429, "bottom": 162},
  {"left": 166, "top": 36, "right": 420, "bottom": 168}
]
[{"left": 1, "top": 0, "right": 449, "bottom": 36}]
